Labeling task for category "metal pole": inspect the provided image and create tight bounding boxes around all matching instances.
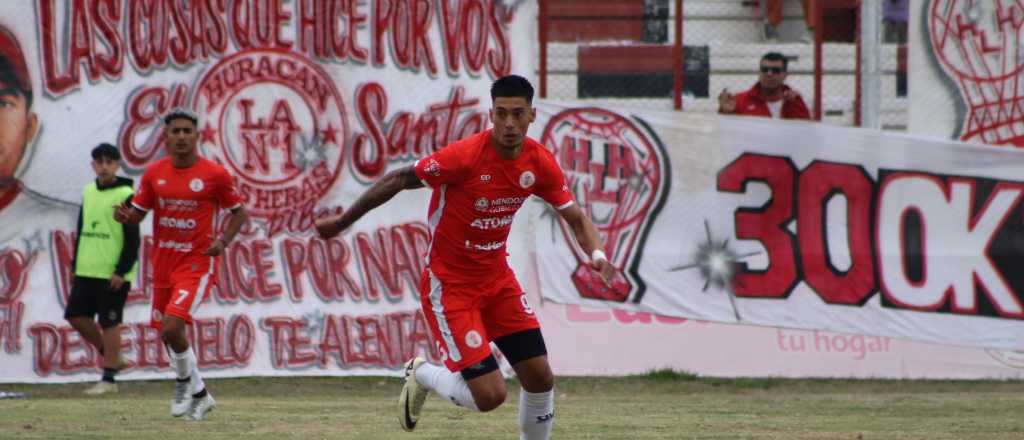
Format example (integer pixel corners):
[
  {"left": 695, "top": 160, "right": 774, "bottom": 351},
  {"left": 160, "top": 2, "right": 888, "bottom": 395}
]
[
  {"left": 855, "top": 10, "right": 861, "bottom": 127},
  {"left": 814, "top": 2, "right": 822, "bottom": 121},
  {"left": 859, "top": 0, "right": 882, "bottom": 129},
  {"left": 539, "top": 0, "right": 548, "bottom": 98},
  {"left": 673, "top": 0, "right": 683, "bottom": 110}
]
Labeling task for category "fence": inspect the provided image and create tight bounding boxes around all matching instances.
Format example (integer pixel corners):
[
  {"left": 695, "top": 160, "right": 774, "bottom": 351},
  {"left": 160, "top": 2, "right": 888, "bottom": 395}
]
[{"left": 537, "top": 0, "right": 909, "bottom": 131}]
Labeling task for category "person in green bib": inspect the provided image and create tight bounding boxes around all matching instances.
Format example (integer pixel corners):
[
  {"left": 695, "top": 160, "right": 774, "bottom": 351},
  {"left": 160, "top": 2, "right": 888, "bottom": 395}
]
[{"left": 64, "top": 143, "right": 140, "bottom": 395}]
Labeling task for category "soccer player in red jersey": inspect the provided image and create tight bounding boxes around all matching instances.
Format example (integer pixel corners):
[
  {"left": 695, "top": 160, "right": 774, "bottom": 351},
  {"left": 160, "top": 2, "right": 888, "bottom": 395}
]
[
  {"left": 316, "top": 75, "right": 612, "bottom": 439},
  {"left": 114, "top": 109, "right": 248, "bottom": 421}
]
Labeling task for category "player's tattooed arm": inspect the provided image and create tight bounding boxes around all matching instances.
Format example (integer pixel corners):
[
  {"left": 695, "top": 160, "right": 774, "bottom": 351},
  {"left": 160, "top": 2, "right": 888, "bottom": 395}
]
[{"left": 315, "top": 165, "right": 424, "bottom": 239}]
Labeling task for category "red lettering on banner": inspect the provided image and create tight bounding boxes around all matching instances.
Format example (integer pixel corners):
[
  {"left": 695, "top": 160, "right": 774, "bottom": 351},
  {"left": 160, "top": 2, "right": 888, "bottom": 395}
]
[
  {"left": 238, "top": 98, "right": 301, "bottom": 175},
  {"left": 776, "top": 329, "right": 892, "bottom": 360},
  {"left": 718, "top": 154, "right": 799, "bottom": 298},
  {"left": 319, "top": 314, "right": 345, "bottom": 366},
  {"left": 402, "top": 222, "right": 432, "bottom": 269},
  {"left": 38, "top": 0, "right": 514, "bottom": 95},
  {"left": 2, "top": 312, "right": 427, "bottom": 372},
  {"left": 389, "top": 226, "right": 422, "bottom": 285},
  {"left": 230, "top": 0, "right": 293, "bottom": 50},
  {"left": 0, "top": 249, "right": 35, "bottom": 347},
  {"left": 39, "top": 0, "right": 124, "bottom": 94},
  {"left": 718, "top": 153, "right": 1024, "bottom": 321},
  {"left": 311, "top": 236, "right": 364, "bottom": 301},
  {"left": 252, "top": 239, "right": 283, "bottom": 299},
  {"left": 564, "top": 304, "right": 688, "bottom": 325},
  {"left": 128, "top": 236, "right": 155, "bottom": 306},
  {"left": 263, "top": 316, "right": 319, "bottom": 368},
  {"left": 282, "top": 238, "right": 307, "bottom": 301},
  {"left": 193, "top": 316, "right": 256, "bottom": 367},
  {"left": 460, "top": 0, "right": 486, "bottom": 72},
  {"left": 133, "top": 323, "right": 170, "bottom": 369},
  {"left": 30, "top": 318, "right": 253, "bottom": 376},
  {"left": 302, "top": 0, "right": 368, "bottom": 61},
  {"left": 281, "top": 236, "right": 353, "bottom": 303},
  {"left": 371, "top": 0, "right": 438, "bottom": 74},
  {"left": 353, "top": 223, "right": 427, "bottom": 302},
  {"left": 353, "top": 83, "right": 389, "bottom": 178},
  {"left": 261, "top": 311, "right": 438, "bottom": 370},
  {"left": 52, "top": 231, "right": 77, "bottom": 306},
  {"left": 438, "top": 0, "right": 511, "bottom": 77},
  {"left": 131, "top": 0, "right": 228, "bottom": 68},
  {"left": 30, "top": 324, "right": 61, "bottom": 375},
  {"left": 373, "top": 0, "right": 394, "bottom": 66},
  {"left": 238, "top": 166, "right": 335, "bottom": 215},
  {"left": 60, "top": 326, "right": 96, "bottom": 372},
  {"left": 485, "top": 1, "right": 511, "bottom": 76},
  {"left": 355, "top": 230, "right": 400, "bottom": 302},
  {"left": 215, "top": 239, "right": 282, "bottom": 303},
  {"left": 261, "top": 200, "right": 339, "bottom": 238},
  {"left": 277, "top": 221, "right": 427, "bottom": 303},
  {"left": 93, "top": 0, "right": 126, "bottom": 75},
  {"left": 119, "top": 84, "right": 190, "bottom": 168},
  {"left": 877, "top": 175, "right": 1024, "bottom": 318},
  {"left": 797, "top": 162, "right": 876, "bottom": 305},
  {"left": 0, "top": 301, "right": 25, "bottom": 353},
  {"left": 352, "top": 83, "right": 484, "bottom": 180}
]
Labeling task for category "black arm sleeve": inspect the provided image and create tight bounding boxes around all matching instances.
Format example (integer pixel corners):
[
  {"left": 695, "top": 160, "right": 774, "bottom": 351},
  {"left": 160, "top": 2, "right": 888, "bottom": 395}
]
[
  {"left": 72, "top": 206, "right": 83, "bottom": 271},
  {"left": 114, "top": 195, "right": 140, "bottom": 278}
]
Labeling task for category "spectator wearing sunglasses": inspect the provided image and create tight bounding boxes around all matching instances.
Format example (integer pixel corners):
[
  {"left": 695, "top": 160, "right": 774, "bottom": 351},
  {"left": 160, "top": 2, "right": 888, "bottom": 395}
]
[{"left": 717, "top": 52, "right": 811, "bottom": 120}]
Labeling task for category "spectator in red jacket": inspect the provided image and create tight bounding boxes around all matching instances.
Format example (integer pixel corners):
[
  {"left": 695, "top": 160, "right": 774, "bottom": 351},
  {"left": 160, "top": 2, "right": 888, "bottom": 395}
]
[{"left": 718, "top": 52, "right": 811, "bottom": 120}]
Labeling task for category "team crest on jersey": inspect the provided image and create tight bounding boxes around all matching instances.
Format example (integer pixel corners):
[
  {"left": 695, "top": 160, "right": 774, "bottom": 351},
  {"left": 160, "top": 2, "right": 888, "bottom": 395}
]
[
  {"left": 189, "top": 178, "right": 204, "bottom": 192},
  {"left": 475, "top": 197, "right": 489, "bottom": 211},
  {"left": 464, "top": 330, "right": 483, "bottom": 348},
  {"left": 519, "top": 171, "right": 536, "bottom": 188},
  {"left": 192, "top": 49, "right": 348, "bottom": 222},
  {"left": 540, "top": 108, "right": 669, "bottom": 303},
  {"left": 424, "top": 159, "right": 441, "bottom": 177}
]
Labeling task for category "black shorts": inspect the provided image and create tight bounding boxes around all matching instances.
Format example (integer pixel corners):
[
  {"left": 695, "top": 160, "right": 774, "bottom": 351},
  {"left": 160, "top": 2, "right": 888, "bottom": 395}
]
[{"left": 64, "top": 276, "right": 130, "bottom": 328}]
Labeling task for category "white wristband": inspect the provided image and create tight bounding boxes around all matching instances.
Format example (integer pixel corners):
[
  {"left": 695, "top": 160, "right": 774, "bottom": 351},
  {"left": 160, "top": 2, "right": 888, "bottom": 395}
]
[{"left": 591, "top": 249, "right": 608, "bottom": 263}]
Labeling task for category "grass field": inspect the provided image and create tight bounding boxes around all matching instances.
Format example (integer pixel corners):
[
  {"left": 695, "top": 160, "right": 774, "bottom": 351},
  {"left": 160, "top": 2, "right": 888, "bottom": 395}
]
[{"left": 2, "top": 372, "right": 1023, "bottom": 439}]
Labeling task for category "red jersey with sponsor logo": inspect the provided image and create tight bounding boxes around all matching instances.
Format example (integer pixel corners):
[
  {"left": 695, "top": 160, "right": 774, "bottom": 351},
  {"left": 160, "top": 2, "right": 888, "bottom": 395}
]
[
  {"left": 414, "top": 130, "right": 574, "bottom": 283},
  {"left": 132, "top": 157, "right": 242, "bottom": 288}
]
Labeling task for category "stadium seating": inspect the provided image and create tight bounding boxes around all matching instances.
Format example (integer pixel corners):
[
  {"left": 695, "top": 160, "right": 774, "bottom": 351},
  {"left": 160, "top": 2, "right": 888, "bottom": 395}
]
[{"left": 540, "top": 0, "right": 908, "bottom": 130}]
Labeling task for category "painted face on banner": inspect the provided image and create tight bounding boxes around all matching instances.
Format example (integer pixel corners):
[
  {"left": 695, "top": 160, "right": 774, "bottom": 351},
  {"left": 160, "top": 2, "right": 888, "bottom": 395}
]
[
  {"left": 540, "top": 108, "right": 669, "bottom": 303},
  {"left": 192, "top": 49, "right": 348, "bottom": 222},
  {"left": 0, "top": 26, "right": 36, "bottom": 182},
  {"left": 928, "top": 0, "right": 1024, "bottom": 146},
  {"left": 0, "top": 84, "right": 34, "bottom": 180}
]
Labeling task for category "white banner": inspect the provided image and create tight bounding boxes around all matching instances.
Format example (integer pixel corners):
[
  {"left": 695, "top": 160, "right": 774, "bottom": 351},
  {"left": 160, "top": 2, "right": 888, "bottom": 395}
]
[
  {"left": 0, "top": 0, "right": 535, "bottom": 383},
  {"left": 530, "top": 103, "right": 1024, "bottom": 351}
]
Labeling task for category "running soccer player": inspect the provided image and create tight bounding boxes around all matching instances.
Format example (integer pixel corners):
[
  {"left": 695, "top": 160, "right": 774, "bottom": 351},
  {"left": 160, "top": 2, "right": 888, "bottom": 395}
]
[
  {"left": 114, "top": 108, "right": 248, "bottom": 421},
  {"left": 315, "top": 75, "right": 612, "bottom": 439}
]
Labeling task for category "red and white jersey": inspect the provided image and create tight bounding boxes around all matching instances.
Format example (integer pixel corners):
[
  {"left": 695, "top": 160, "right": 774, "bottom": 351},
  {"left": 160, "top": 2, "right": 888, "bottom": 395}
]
[
  {"left": 132, "top": 157, "right": 242, "bottom": 288},
  {"left": 415, "top": 130, "right": 574, "bottom": 284}
]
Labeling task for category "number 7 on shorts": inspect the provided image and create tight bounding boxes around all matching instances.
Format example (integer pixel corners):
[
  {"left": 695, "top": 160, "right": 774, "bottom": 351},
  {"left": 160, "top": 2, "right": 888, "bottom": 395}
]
[{"left": 175, "top": 289, "right": 190, "bottom": 305}]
